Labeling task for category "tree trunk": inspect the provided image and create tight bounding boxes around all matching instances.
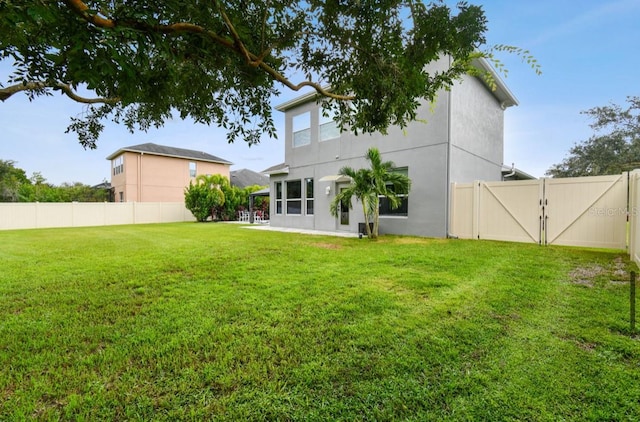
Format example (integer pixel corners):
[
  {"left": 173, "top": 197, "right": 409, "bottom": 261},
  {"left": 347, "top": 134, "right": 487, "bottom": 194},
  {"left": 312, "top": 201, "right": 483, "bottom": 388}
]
[
  {"left": 371, "top": 197, "right": 380, "bottom": 239},
  {"left": 362, "top": 197, "right": 373, "bottom": 238}
]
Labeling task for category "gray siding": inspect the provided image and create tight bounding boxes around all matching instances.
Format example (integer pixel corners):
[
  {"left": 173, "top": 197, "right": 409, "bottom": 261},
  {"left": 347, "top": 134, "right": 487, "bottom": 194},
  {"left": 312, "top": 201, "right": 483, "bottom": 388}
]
[
  {"left": 449, "top": 74, "right": 505, "bottom": 183},
  {"left": 272, "top": 60, "right": 512, "bottom": 238}
]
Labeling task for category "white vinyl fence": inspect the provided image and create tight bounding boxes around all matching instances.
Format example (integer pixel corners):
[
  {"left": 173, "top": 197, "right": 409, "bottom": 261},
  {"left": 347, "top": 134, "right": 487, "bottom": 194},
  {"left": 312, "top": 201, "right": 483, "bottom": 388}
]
[
  {"left": 450, "top": 174, "right": 628, "bottom": 250},
  {"left": 628, "top": 171, "right": 640, "bottom": 267},
  {"left": 0, "top": 202, "right": 195, "bottom": 230}
]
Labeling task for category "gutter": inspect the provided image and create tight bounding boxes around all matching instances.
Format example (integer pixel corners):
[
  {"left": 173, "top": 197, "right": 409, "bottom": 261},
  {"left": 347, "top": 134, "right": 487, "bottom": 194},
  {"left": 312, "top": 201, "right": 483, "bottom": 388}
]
[{"left": 503, "top": 162, "right": 516, "bottom": 180}]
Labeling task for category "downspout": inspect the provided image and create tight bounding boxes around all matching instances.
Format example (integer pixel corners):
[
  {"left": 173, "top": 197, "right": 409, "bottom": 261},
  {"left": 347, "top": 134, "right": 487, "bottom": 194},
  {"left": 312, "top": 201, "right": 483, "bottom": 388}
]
[{"left": 503, "top": 162, "right": 516, "bottom": 180}]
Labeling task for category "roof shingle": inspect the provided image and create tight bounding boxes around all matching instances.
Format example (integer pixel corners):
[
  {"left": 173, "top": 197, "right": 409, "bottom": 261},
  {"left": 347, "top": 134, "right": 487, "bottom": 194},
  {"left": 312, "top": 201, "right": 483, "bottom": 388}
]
[{"left": 106, "top": 142, "right": 232, "bottom": 165}]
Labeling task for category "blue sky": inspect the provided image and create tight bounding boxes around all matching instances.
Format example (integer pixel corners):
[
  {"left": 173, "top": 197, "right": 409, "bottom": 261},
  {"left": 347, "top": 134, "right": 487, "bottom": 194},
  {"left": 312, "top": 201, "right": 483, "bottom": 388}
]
[{"left": 1, "top": 0, "right": 639, "bottom": 185}]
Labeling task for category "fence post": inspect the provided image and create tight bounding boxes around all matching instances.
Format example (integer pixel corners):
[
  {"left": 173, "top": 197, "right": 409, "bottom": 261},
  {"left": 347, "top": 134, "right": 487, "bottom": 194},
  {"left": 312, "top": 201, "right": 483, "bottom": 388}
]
[
  {"left": 632, "top": 271, "right": 637, "bottom": 333},
  {"left": 473, "top": 181, "right": 480, "bottom": 239}
]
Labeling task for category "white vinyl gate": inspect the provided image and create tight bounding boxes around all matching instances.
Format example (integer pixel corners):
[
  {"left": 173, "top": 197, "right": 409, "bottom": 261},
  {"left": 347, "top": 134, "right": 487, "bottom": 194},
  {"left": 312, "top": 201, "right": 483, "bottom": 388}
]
[{"left": 450, "top": 174, "right": 628, "bottom": 249}]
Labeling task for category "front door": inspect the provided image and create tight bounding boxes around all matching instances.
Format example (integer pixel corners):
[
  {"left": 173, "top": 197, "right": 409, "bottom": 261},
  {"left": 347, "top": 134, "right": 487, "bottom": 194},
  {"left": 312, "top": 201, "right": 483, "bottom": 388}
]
[{"left": 339, "top": 188, "right": 349, "bottom": 226}]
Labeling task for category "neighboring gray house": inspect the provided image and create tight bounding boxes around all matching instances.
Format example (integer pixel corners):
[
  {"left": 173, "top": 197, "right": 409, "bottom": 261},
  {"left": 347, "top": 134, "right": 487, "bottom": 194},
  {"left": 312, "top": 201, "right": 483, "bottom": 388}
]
[
  {"left": 230, "top": 168, "right": 269, "bottom": 189},
  {"left": 266, "top": 57, "right": 519, "bottom": 237}
]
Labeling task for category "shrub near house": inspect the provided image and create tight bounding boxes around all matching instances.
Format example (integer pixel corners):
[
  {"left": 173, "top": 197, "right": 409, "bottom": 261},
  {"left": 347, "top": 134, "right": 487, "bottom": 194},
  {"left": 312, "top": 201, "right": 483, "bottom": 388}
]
[
  {"left": 185, "top": 174, "right": 268, "bottom": 222},
  {"left": 184, "top": 177, "right": 224, "bottom": 222}
]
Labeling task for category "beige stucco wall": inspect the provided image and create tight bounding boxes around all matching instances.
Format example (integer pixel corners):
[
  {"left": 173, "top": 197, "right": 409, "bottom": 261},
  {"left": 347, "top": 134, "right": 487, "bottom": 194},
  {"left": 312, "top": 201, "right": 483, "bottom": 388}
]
[{"left": 110, "top": 152, "right": 230, "bottom": 202}]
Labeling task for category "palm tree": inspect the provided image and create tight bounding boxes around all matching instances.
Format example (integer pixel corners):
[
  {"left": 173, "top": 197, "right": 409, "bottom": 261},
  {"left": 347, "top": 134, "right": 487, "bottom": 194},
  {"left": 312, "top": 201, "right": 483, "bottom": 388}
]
[{"left": 330, "top": 148, "right": 411, "bottom": 239}]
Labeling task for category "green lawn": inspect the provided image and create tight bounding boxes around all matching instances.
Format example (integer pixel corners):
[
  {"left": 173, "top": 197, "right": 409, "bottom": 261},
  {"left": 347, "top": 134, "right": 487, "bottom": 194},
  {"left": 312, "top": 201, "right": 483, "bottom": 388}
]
[{"left": 1, "top": 223, "right": 639, "bottom": 420}]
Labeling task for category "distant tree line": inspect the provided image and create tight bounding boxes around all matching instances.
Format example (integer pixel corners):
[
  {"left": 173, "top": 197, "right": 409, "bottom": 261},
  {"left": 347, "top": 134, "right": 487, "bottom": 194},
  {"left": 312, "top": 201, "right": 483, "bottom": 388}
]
[
  {"left": 0, "top": 159, "right": 110, "bottom": 202},
  {"left": 547, "top": 96, "right": 640, "bottom": 177}
]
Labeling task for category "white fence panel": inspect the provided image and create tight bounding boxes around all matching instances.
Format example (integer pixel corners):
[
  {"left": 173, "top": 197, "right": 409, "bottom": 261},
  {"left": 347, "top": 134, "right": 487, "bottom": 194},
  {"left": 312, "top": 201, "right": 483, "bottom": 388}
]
[
  {"left": 105, "top": 203, "right": 136, "bottom": 226},
  {"left": 450, "top": 174, "right": 629, "bottom": 250},
  {"left": 134, "top": 202, "right": 162, "bottom": 224},
  {"left": 0, "top": 203, "right": 37, "bottom": 230},
  {"left": 0, "top": 202, "right": 195, "bottom": 231},
  {"left": 449, "top": 183, "right": 476, "bottom": 239},
  {"left": 629, "top": 172, "right": 640, "bottom": 266},
  {"left": 478, "top": 180, "right": 542, "bottom": 244},
  {"left": 36, "top": 203, "right": 74, "bottom": 228},
  {"left": 544, "top": 174, "right": 627, "bottom": 249},
  {"left": 72, "top": 202, "right": 107, "bottom": 227}
]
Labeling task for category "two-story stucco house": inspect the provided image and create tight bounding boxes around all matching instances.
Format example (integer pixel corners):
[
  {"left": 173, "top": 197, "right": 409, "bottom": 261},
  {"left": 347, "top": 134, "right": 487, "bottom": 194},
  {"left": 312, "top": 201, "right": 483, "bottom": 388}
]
[
  {"left": 266, "top": 57, "right": 519, "bottom": 237},
  {"left": 106, "top": 143, "right": 232, "bottom": 202}
]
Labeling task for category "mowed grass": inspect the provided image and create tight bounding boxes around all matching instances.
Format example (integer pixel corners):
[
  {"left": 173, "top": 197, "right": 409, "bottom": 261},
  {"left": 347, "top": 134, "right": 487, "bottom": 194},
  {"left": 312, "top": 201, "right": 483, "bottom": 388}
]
[{"left": 1, "top": 223, "right": 639, "bottom": 421}]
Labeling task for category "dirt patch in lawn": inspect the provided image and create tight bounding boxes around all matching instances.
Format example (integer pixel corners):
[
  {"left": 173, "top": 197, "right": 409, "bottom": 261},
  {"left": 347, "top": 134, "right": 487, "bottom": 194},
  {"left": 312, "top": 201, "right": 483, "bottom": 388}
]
[{"left": 568, "top": 256, "right": 631, "bottom": 287}]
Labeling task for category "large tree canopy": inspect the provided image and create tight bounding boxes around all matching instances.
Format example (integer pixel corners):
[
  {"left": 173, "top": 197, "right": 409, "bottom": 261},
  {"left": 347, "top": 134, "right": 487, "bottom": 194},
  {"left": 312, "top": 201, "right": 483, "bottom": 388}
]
[
  {"left": 0, "top": 0, "right": 536, "bottom": 148},
  {"left": 547, "top": 96, "right": 640, "bottom": 177}
]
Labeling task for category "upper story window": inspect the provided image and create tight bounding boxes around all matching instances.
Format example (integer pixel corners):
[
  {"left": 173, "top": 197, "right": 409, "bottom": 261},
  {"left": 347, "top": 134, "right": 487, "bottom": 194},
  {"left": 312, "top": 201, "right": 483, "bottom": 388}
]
[
  {"left": 319, "top": 111, "right": 340, "bottom": 142},
  {"left": 189, "top": 162, "right": 196, "bottom": 178},
  {"left": 379, "top": 167, "right": 409, "bottom": 217},
  {"left": 112, "top": 155, "right": 124, "bottom": 176},
  {"left": 293, "top": 112, "right": 311, "bottom": 147}
]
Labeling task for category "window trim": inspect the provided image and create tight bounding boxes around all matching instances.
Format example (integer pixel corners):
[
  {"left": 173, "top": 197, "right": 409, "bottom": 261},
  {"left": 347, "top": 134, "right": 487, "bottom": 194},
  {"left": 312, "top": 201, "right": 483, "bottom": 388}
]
[
  {"left": 379, "top": 167, "right": 409, "bottom": 217},
  {"left": 305, "top": 177, "right": 314, "bottom": 215},
  {"left": 292, "top": 112, "right": 311, "bottom": 147},
  {"left": 112, "top": 155, "right": 124, "bottom": 176},
  {"left": 274, "top": 181, "right": 283, "bottom": 215},
  {"left": 319, "top": 111, "right": 340, "bottom": 142},
  {"left": 189, "top": 162, "right": 197, "bottom": 178},
  {"left": 286, "top": 179, "right": 302, "bottom": 215}
]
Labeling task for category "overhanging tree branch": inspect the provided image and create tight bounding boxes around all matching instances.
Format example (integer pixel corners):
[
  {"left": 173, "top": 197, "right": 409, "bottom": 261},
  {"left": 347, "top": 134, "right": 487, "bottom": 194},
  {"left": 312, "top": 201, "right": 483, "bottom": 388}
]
[
  {"left": 2, "top": 1, "right": 532, "bottom": 148},
  {"left": 63, "top": 0, "right": 353, "bottom": 101},
  {"left": 0, "top": 81, "right": 119, "bottom": 104}
]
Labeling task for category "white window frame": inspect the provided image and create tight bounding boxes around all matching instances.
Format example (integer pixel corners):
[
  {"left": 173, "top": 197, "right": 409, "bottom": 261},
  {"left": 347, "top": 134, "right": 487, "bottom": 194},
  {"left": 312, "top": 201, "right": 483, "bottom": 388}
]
[
  {"left": 305, "top": 178, "right": 314, "bottom": 215},
  {"left": 286, "top": 180, "right": 302, "bottom": 215},
  {"left": 292, "top": 112, "right": 311, "bottom": 147},
  {"left": 274, "top": 181, "right": 283, "bottom": 215},
  {"left": 112, "top": 155, "right": 124, "bottom": 176},
  {"left": 319, "top": 110, "right": 340, "bottom": 142},
  {"left": 379, "top": 167, "right": 409, "bottom": 217}
]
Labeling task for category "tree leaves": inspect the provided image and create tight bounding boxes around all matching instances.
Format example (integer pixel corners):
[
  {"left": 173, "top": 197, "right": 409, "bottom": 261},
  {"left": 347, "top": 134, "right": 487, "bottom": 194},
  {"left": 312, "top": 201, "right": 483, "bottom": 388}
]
[
  {"left": 547, "top": 96, "right": 640, "bottom": 177},
  {"left": 0, "top": 0, "right": 521, "bottom": 148}
]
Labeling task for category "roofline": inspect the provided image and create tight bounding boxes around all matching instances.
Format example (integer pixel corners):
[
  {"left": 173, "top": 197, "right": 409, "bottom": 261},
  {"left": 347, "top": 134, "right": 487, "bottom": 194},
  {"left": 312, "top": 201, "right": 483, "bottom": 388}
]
[
  {"left": 275, "top": 58, "right": 518, "bottom": 112},
  {"left": 502, "top": 166, "right": 536, "bottom": 180},
  {"left": 472, "top": 57, "right": 519, "bottom": 108},
  {"left": 263, "top": 165, "right": 289, "bottom": 175},
  {"left": 275, "top": 86, "right": 332, "bottom": 112},
  {"left": 106, "top": 147, "right": 233, "bottom": 165}
]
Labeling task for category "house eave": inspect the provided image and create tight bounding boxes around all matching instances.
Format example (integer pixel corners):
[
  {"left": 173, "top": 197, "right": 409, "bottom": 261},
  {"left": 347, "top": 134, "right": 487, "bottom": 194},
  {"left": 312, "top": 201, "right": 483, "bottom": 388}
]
[
  {"left": 502, "top": 166, "right": 536, "bottom": 180},
  {"left": 319, "top": 174, "right": 352, "bottom": 183},
  {"left": 275, "top": 86, "right": 332, "bottom": 112},
  {"left": 274, "top": 58, "right": 518, "bottom": 112},
  {"left": 472, "top": 57, "right": 519, "bottom": 108},
  {"left": 263, "top": 165, "right": 290, "bottom": 176},
  {"left": 106, "top": 148, "right": 233, "bottom": 165}
]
